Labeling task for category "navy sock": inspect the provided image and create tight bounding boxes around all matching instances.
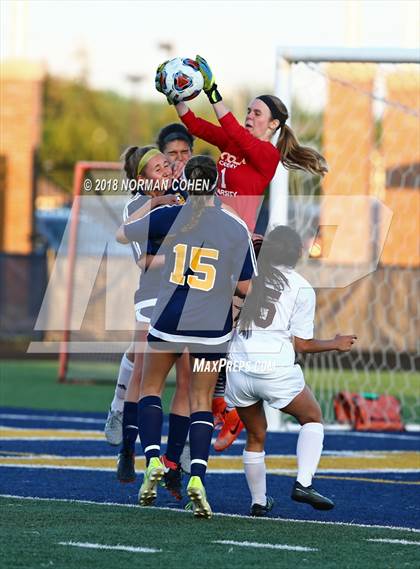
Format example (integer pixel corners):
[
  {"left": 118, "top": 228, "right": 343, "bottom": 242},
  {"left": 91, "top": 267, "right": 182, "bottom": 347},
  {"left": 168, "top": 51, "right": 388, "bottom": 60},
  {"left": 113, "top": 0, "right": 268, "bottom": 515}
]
[
  {"left": 189, "top": 411, "right": 214, "bottom": 482},
  {"left": 138, "top": 396, "right": 163, "bottom": 465},
  {"left": 165, "top": 413, "right": 190, "bottom": 464},
  {"left": 121, "top": 401, "right": 138, "bottom": 453}
]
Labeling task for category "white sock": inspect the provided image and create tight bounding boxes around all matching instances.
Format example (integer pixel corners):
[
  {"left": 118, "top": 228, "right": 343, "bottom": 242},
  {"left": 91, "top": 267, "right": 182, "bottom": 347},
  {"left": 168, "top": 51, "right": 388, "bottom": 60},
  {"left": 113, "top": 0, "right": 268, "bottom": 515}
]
[
  {"left": 243, "top": 450, "right": 266, "bottom": 506},
  {"left": 296, "top": 422, "right": 324, "bottom": 487},
  {"left": 110, "top": 353, "right": 134, "bottom": 413}
]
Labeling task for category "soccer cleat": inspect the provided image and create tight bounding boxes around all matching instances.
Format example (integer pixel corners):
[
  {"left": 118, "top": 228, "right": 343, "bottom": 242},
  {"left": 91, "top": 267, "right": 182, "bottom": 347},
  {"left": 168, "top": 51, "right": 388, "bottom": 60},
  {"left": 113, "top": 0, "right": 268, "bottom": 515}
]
[
  {"left": 291, "top": 481, "right": 335, "bottom": 510},
  {"left": 186, "top": 476, "right": 212, "bottom": 519},
  {"left": 116, "top": 448, "right": 136, "bottom": 483},
  {"left": 104, "top": 409, "right": 123, "bottom": 446},
  {"left": 214, "top": 408, "right": 244, "bottom": 452},
  {"left": 250, "top": 495, "right": 275, "bottom": 517},
  {"left": 138, "top": 457, "right": 165, "bottom": 506},
  {"left": 212, "top": 396, "right": 227, "bottom": 430},
  {"left": 161, "top": 454, "right": 183, "bottom": 501}
]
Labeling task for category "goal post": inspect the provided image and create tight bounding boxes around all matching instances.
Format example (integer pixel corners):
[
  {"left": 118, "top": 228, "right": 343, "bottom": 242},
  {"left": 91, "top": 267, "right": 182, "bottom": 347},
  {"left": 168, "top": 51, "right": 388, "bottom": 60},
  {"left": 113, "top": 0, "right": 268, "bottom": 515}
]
[
  {"left": 266, "top": 47, "right": 419, "bottom": 430},
  {"left": 55, "top": 161, "right": 133, "bottom": 384}
]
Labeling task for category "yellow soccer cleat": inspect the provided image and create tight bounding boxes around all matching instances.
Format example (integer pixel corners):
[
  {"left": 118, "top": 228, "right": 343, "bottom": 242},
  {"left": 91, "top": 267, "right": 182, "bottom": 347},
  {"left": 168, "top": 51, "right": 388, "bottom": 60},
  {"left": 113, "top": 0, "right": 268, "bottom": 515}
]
[
  {"left": 186, "top": 476, "right": 212, "bottom": 519},
  {"left": 138, "top": 457, "right": 165, "bottom": 506}
]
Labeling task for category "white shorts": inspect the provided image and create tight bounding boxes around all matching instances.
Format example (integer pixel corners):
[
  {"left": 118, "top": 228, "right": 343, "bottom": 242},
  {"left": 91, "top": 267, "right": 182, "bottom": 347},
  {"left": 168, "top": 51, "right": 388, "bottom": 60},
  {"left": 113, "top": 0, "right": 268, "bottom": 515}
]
[
  {"left": 134, "top": 299, "right": 157, "bottom": 324},
  {"left": 225, "top": 364, "right": 305, "bottom": 410}
]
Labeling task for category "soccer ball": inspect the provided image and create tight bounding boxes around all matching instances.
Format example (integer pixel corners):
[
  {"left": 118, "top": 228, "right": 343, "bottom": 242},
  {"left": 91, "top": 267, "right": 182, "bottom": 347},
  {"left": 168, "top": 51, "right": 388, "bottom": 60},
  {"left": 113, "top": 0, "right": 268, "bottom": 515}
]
[{"left": 158, "top": 57, "right": 204, "bottom": 103}]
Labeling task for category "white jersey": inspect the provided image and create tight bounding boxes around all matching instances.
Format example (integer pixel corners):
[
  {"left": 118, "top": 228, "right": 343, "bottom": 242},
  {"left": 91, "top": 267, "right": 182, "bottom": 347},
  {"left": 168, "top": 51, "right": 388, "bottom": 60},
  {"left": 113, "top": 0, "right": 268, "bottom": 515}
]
[{"left": 229, "top": 267, "right": 315, "bottom": 375}]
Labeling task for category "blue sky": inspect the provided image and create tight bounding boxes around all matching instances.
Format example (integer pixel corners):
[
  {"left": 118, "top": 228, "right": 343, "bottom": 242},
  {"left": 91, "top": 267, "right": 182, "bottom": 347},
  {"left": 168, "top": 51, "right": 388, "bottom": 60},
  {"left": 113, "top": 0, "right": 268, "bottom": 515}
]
[{"left": 1, "top": 0, "right": 418, "bottom": 99}]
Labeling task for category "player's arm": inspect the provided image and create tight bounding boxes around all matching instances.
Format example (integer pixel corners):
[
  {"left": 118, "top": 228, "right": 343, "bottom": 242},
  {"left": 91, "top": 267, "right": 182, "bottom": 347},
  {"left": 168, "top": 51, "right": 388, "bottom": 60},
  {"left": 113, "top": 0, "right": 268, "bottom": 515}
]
[
  {"left": 175, "top": 103, "right": 229, "bottom": 150},
  {"left": 116, "top": 214, "right": 150, "bottom": 244},
  {"left": 294, "top": 334, "right": 357, "bottom": 353},
  {"left": 196, "top": 55, "right": 279, "bottom": 177},
  {"left": 117, "top": 204, "right": 179, "bottom": 244},
  {"left": 290, "top": 286, "right": 357, "bottom": 353},
  {"left": 139, "top": 254, "right": 166, "bottom": 270},
  {"left": 125, "top": 194, "right": 178, "bottom": 225}
]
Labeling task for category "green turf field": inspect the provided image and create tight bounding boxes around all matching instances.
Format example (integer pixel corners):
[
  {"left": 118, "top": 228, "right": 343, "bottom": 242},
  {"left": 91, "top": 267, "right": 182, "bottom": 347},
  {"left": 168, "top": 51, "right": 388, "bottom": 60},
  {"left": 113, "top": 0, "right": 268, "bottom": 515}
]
[
  {"left": 1, "top": 497, "right": 419, "bottom": 569},
  {"left": 0, "top": 359, "right": 176, "bottom": 413},
  {"left": 0, "top": 359, "right": 418, "bottom": 423}
]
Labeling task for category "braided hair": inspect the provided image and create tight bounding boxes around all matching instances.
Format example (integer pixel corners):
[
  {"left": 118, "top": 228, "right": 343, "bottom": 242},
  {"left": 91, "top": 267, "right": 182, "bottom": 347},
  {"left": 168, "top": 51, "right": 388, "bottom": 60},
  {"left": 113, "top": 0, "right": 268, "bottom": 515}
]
[{"left": 181, "top": 155, "right": 218, "bottom": 234}]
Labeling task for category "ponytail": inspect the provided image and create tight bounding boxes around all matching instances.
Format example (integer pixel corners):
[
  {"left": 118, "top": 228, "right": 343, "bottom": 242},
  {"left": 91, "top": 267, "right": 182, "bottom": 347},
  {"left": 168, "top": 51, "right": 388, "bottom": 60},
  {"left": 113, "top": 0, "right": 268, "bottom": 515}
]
[
  {"left": 257, "top": 94, "right": 328, "bottom": 177},
  {"left": 181, "top": 195, "right": 208, "bottom": 234},
  {"left": 276, "top": 124, "right": 328, "bottom": 177},
  {"left": 239, "top": 247, "right": 289, "bottom": 336}
]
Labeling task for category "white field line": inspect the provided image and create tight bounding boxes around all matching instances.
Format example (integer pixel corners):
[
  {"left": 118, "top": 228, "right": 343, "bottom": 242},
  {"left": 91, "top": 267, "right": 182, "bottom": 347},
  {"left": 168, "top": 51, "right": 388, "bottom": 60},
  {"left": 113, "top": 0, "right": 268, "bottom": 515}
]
[
  {"left": 213, "top": 540, "right": 317, "bottom": 552},
  {"left": 366, "top": 538, "right": 420, "bottom": 546},
  {"left": 0, "top": 414, "right": 105, "bottom": 424},
  {"left": 1, "top": 494, "right": 419, "bottom": 534},
  {"left": 58, "top": 541, "right": 161, "bottom": 553},
  {"left": 1, "top": 463, "right": 419, "bottom": 475}
]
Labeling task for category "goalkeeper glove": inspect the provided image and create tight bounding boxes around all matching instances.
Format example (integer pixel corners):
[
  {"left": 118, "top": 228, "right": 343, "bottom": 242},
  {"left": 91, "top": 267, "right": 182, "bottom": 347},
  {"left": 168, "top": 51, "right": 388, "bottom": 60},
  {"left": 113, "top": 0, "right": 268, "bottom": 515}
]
[
  {"left": 196, "top": 55, "right": 222, "bottom": 104},
  {"left": 155, "top": 61, "right": 180, "bottom": 105}
]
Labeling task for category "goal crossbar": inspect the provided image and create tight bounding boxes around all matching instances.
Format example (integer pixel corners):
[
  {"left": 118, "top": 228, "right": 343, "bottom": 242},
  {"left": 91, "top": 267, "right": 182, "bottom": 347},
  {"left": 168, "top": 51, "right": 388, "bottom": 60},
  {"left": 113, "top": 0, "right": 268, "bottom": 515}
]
[{"left": 276, "top": 46, "right": 420, "bottom": 64}]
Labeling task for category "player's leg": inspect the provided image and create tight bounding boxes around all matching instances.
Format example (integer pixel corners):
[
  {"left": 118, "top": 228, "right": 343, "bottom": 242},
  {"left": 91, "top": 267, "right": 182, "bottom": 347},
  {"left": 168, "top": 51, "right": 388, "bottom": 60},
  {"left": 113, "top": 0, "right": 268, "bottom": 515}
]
[
  {"left": 116, "top": 326, "right": 147, "bottom": 483},
  {"left": 186, "top": 355, "right": 219, "bottom": 519},
  {"left": 213, "top": 297, "right": 245, "bottom": 450},
  {"left": 281, "top": 384, "right": 334, "bottom": 510},
  {"left": 213, "top": 365, "right": 244, "bottom": 452},
  {"left": 161, "top": 350, "right": 191, "bottom": 500},
  {"left": 137, "top": 340, "right": 178, "bottom": 505},
  {"left": 104, "top": 341, "right": 134, "bottom": 446},
  {"left": 236, "top": 401, "right": 274, "bottom": 517},
  {"left": 225, "top": 367, "right": 275, "bottom": 516}
]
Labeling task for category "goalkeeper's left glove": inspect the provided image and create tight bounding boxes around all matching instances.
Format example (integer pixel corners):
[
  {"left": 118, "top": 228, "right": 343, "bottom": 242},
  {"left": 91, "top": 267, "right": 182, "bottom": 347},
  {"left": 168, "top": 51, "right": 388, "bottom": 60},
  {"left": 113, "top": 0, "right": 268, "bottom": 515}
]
[{"left": 196, "top": 55, "right": 222, "bottom": 104}]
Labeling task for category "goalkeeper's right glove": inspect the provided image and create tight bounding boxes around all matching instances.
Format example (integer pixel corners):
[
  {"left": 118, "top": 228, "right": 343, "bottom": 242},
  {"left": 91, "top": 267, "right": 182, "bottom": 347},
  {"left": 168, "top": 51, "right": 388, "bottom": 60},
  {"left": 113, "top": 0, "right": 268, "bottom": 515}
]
[
  {"left": 196, "top": 55, "right": 222, "bottom": 104},
  {"left": 155, "top": 61, "right": 179, "bottom": 105},
  {"left": 155, "top": 61, "right": 168, "bottom": 93}
]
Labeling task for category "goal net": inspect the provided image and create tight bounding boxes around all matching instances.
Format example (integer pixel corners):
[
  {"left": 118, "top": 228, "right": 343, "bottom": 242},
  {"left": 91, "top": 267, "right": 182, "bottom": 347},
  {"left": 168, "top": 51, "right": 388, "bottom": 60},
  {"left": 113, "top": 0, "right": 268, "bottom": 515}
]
[{"left": 268, "top": 47, "right": 419, "bottom": 428}]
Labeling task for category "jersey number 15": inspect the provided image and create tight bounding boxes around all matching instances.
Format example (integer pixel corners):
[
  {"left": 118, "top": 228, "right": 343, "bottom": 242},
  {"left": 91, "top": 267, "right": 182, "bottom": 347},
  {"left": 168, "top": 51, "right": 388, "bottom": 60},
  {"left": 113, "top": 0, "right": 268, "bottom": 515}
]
[{"left": 170, "top": 244, "right": 219, "bottom": 292}]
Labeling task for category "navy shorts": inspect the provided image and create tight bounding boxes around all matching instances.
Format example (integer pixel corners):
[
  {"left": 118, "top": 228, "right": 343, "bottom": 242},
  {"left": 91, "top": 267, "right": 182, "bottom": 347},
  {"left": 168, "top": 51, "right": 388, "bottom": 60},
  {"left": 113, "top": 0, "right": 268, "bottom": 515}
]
[{"left": 147, "top": 333, "right": 228, "bottom": 362}]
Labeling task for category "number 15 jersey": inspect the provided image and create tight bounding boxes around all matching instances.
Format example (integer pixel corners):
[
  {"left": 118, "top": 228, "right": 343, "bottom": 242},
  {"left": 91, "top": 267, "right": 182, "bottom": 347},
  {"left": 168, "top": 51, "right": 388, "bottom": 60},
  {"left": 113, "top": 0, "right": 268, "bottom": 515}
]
[{"left": 124, "top": 199, "right": 256, "bottom": 345}]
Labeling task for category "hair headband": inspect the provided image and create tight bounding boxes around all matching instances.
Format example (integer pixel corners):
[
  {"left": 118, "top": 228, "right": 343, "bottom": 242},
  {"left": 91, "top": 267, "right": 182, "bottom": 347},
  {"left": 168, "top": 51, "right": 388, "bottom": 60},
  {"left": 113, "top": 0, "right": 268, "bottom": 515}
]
[
  {"left": 162, "top": 131, "right": 193, "bottom": 148},
  {"left": 257, "top": 95, "right": 287, "bottom": 129},
  {"left": 136, "top": 148, "right": 161, "bottom": 176}
]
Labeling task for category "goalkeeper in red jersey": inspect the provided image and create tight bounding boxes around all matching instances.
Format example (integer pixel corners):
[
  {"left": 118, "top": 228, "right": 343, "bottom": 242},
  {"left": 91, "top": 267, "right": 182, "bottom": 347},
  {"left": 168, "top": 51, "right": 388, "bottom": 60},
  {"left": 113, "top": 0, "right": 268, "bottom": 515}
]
[
  {"left": 155, "top": 55, "right": 328, "bottom": 452},
  {"left": 156, "top": 55, "right": 327, "bottom": 231}
]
